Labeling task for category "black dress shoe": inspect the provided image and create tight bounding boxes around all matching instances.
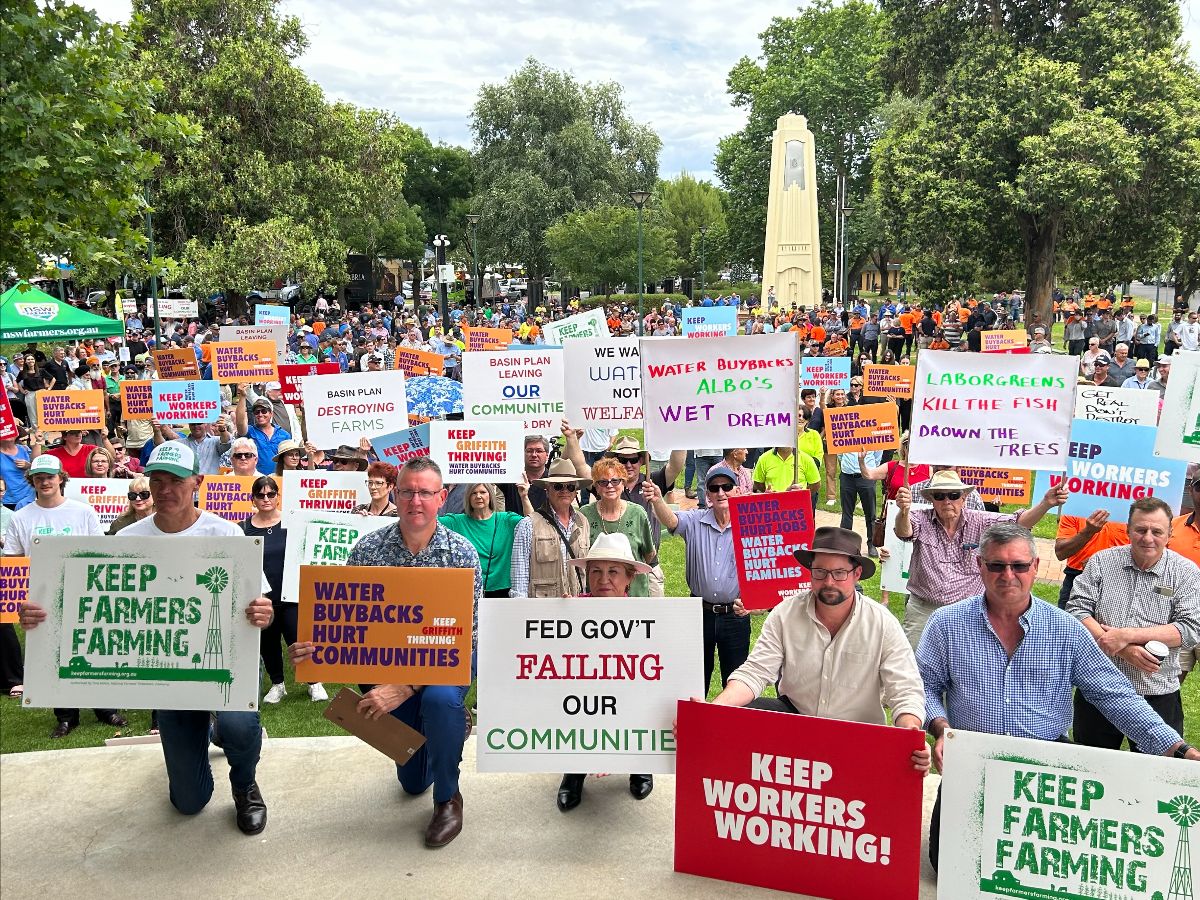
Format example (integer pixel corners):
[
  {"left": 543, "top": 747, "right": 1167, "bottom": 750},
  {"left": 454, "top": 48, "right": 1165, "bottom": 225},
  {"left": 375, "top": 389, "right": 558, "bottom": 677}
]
[
  {"left": 557, "top": 774, "right": 585, "bottom": 812},
  {"left": 98, "top": 713, "right": 129, "bottom": 728},
  {"left": 629, "top": 774, "right": 654, "bottom": 800},
  {"left": 50, "top": 721, "right": 76, "bottom": 739},
  {"left": 232, "top": 782, "right": 267, "bottom": 835}
]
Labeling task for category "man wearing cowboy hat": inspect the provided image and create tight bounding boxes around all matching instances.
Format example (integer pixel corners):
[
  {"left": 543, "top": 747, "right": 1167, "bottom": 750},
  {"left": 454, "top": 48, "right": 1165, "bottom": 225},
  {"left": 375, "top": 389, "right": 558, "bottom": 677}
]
[
  {"left": 509, "top": 458, "right": 591, "bottom": 598},
  {"left": 327, "top": 444, "right": 369, "bottom": 472},
  {"left": 894, "top": 469, "right": 1066, "bottom": 649}
]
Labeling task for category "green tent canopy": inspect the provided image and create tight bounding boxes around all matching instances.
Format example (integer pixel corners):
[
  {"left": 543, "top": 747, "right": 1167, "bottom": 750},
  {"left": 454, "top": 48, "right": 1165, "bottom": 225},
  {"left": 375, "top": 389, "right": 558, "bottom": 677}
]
[{"left": 0, "top": 281, "right": 125, "bottom": 342}]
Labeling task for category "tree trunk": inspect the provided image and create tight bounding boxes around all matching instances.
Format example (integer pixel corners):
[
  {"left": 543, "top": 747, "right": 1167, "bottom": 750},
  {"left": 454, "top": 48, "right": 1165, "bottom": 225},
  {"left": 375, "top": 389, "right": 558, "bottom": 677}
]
[
  {"left": 1173, "top": 243, "right": 1199, "bottom": 310},
  {"left": 871, "top": 246, "right": 893, "bottom": 296},
  {"left": 1019, "top": 213, "right": 1060, "bottom": 333}
]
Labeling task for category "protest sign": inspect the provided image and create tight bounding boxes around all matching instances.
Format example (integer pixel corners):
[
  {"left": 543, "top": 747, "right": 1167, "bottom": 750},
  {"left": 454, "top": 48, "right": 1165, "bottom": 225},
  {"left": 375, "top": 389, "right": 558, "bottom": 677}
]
[
  {"left": 476, "top": 597, "right": 701, "bottom": 774},
  {"left": 641, "top": 334, "right": 797, "bottom": 450},
  {"left": 681, "top": 307, "right": 738, "bottom": 338},
  {"left": 909, "top": 351, "right": 1077, "bottom": 470},
  {"left": 1033, "top": 419, "right": 1187, "bottom": 517},
  {"left": 35, "top": 390, "right": 105, "bottom": 431},
  {"left": 210, "top": 341, "right": 278, "bottom": 384},
  {"left": 255, "top": 304, "right": 289, "bottom": 326},
  {"left": 938, "top": 728, "right": 1197, "bottom": 900},
  {"left": 393, "top": 346, "right": 444, "bottom": 376},
  {"left": 463, "top": 326, "right": 512, "bottom": 352},
  {"left": 0, "top": 390, "right": 19, "bottom": 441},
  {"left": 370, "top": 424, "right": 431, "bottom": 467},
  {"left": 280, "top": 510, "right": 394, "bottom": 604},
  {"left": 863, "top": 364, "right": 916, "bottom": 399},
  {"left": 1155, "top": 350, "right": 1200, "bottom": 461},
  {"left": 295, "top": 565, "right": 474, "bottom": 684},
  {"left": 956, "top": 467, "right": 1034, "bottom": 505},
  {"left": 542, "top": 307, "right": 609, "bottom": 343},
  {"left": 728, "top": 492, "right": 815, "bottom": 610},
  {"left": 429, "top": 420, "right": 523, "bottom": 483},
  {"left": 981, "top": 329, "right": 1030, "bottom": 353},
  {"left": 157, "top": 297, "right": 198, "bottom": 318},
  {"left": 1074, "top": 385, "right": 1159, "bottom": 427},
  {"left": 562, "top": 337, "right": 643, "bottom": 428},
  {"left": 824, "top": 404, "right": 901, "bottom": 454},
  {"left": 801, "top": 357, "right": 852, "bottom": 392},
  {"left": 22, "top": 536, "right": 263, "bottom": 711},
  {"left": 152, "top": 348, "right": 201, "bottom": 380},
  {"left": 880, "top": 501, "right": 930, "bottom": 594},
  {"left": 0, "top": 557, "right": 29, "bottom": 624},
  {"left": 119, "top": 380, "right": 154, "bottom": 420},
  {"left": 675, "top": 703, "right": 924, "bottom": 899},
  {"left": 197, "top": 475, "right": 259, "bottom": 522},
  {"left": 462, "top": 348, "right": 565, "bottom": 434},
  {"left": 280, "top": 470, "right": 371, "bottom": 516},
  {"left": 65, "top": 480, "right": 131, "bottom": 528},
  {"left": 277, "top": 362, "right": 339, "bottom": 406},
  {"left": 299, "top": 369, "right": 406, "bottom": 447},
  {"left": 220, "top": 324, "right": 287, "bottom": 358},
  {"left": 151, "top": 380, "right": 221, "bottom": 424}
]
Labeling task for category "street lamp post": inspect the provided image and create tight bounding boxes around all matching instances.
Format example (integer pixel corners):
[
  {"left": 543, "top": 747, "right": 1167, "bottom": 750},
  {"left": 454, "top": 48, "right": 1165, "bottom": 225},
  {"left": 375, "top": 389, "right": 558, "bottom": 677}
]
[
  {"left": 630, "top": 190, "right": 651, "bottom": 334},
  {"left": 699, "top": 224, "right": 709, "bottom": 302},
  {"left": 432, "top": 234, "right": 451, "bottom": 332},
  {"left": 466, "top": 214, "right": 480, "bottom": 307}
]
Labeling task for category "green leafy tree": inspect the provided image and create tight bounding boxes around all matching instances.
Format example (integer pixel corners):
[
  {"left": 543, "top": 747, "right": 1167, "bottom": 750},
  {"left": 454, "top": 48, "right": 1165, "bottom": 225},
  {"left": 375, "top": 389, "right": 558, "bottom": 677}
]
[
  {"left": 658, "top": 173, "right": 727, "bottom": 278},
  {"left": 399, "top": 127, "right": 474, "bottom": 244},
  {"left": 546, "top": 205, "right": 677, "bottom": 293}
]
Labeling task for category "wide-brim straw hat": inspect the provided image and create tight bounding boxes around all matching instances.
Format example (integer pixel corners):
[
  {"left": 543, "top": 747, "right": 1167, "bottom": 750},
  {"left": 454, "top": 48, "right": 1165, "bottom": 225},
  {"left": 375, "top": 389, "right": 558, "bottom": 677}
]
[
  {"left": 920, "top": 469, "right": 975, "bottom": 496},
  {"left": 533, "top": 458, "right": 583, "bottom": 485},
  {"left": 569, "top": 532, "right": 652, "bottom": 575}
]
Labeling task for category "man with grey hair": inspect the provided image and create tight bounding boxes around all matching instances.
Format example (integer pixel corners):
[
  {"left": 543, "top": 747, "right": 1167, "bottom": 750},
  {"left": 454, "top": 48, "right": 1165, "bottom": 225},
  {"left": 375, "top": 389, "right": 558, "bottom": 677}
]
[
  {"left": 499, "top": 433, "right": 551, "bottom": 513},
  {"left": 224, "top": 436, "right": 260, "bottom": 476},
  {"left": 1102, "top": 342, "right": 1136, "bottom": 386}
]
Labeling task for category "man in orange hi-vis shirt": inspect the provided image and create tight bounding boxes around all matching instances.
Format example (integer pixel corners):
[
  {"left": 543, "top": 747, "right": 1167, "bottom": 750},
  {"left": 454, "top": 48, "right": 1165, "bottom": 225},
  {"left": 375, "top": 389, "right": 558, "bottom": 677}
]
[{"left": 898, "top": 308, "right": 916, "bottom": 356}]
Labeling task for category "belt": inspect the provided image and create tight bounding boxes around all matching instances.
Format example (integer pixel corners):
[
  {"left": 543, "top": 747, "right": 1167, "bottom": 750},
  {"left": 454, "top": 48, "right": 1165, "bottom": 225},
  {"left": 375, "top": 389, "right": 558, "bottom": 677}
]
[{"left": 703, "top": 601, "right": 734, "bottom": 615}]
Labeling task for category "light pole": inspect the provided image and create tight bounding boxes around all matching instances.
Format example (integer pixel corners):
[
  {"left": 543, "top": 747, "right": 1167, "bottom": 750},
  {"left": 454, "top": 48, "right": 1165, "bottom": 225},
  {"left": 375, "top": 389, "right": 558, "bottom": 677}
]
[
  {"left": 698, "top": 224, "right": 709, "bottom": 301},
  {"left": 630, "top": 190, "right": 650, "bottom": 334},
  {"left": 466, "top": 214, "right": 480, "bottom": 307},
  {"left": 432, "top": 234, "right": 451, "bottom": 332}
]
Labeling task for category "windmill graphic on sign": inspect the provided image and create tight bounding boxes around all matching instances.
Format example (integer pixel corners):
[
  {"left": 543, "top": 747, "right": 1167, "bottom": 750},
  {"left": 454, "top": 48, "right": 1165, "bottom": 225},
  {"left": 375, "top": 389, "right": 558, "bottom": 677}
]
[
  {"left": 1159, "top": 793, "right": 1198, "bottom": 900},
  {"left": 197, "top": 566, "right": 230, "bottom": 702}
]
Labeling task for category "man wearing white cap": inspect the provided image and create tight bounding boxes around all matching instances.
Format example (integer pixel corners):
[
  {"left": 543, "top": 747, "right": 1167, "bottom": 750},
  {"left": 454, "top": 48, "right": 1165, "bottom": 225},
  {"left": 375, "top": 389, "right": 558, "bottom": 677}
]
[{"left": 1149, "top": 354, "right": 1172, "bottom": 395}]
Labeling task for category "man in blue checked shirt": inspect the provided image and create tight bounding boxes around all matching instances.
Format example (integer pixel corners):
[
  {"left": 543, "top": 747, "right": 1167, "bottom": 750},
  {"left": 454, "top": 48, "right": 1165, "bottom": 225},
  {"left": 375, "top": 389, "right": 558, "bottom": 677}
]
[{"left": 916, "top": 521, "right": 1199, "bottom": 872}]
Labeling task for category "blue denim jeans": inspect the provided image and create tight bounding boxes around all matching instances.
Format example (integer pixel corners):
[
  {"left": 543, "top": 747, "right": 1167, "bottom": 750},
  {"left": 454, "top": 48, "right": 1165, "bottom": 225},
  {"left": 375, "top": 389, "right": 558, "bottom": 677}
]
[
  {"left": 157, "top": 709, "right": 261, "bottom": 814},
  {"left": 390, "top": 683, "right": 471, "bottom": 803}
]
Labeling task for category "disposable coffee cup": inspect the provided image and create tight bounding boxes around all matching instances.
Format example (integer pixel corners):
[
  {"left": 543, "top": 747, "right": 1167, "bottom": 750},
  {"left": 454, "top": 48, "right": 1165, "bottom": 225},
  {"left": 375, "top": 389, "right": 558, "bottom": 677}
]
[{"left": 1145, "top": 640, "right": 1169, "bottom": 666}]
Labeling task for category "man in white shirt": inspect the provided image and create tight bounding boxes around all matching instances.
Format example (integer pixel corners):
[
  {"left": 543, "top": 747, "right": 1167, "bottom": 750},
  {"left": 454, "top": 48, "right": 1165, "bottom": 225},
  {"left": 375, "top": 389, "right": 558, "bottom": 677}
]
[{"left": 1181, "top": 311, "right": 1200, "bottom": 352}]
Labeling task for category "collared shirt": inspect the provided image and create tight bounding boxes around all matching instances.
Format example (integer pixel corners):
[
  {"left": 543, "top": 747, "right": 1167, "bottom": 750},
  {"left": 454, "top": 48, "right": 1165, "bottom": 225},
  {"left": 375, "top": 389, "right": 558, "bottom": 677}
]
[
  {"left": 670, "top": 508, "right": 739, "bottom": 603},
  {"left": 245, "top": 423, "right": 290, "bottom": 475},
  {"left": 729, "top": 592, "right": 925, "bottom": 726},
  {"left": 347, "top": 521, "right": 482, "bottom": 651},
  {"left": 838, "top": 449, "right": 880, "bottom": 476},
  {"left": 752, "top": 449, "right": 820, "bottom": 493},
  {"left": 902, "top": 507, "right": 1017, "bottom": 605},
  {"left": 174, "top": 434, "right": 223, "bottom": 475},
  {"left": 909, "top": 477, "right": 985, "bottom": 510},
  {"left": 1067, "top": 545, "right": 1200, "bottom": 695},
  {"left": 1120, "top": 375, "right": 1153, "bottom": 390},
  {"left": 918, "top": 596, "right": 1181, "bottom": 755}
]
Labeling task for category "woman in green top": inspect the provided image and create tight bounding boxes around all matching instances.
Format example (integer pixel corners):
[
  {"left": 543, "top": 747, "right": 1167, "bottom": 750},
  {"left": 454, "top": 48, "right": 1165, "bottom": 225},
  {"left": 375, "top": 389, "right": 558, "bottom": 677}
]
[
  {"left": 579, "top": 457, "right": 656, "bottom": 596},
  {"left": 439, "top": 483, "right": 526, "bottom": 597}
]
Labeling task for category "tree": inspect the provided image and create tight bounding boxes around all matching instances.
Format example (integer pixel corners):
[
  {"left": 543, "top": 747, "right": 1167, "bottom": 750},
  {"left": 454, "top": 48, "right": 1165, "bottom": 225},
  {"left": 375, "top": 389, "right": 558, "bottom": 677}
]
[
  {"left": 546, "top": 205, "right": 677, "bottom": 292},
  {"left": 181, "top": 216, "right": 327, "bottom": 304},
  {"left": 658, "top": 173, "right": 727, "bottom": 278},
  {"left": 0, "top": 0, "right": 197, "bottom": 280},
  {"left": 470, "top": 59, "right": 661, "bottom": 284},
  {"left": 399, "top": 127, "right": 474, "bottom": 244}
]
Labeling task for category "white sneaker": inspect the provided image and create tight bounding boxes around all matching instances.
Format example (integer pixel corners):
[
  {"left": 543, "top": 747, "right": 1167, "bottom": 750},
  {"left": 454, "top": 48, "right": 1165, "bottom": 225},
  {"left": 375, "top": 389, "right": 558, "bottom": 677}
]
[
  {"left": 308, "top": 682, "right": 328, "bottom": 702},
  {"left": 825, "top": 499, "right": 836, "bottom": 506},
  {"left": 263, "top": 683, "right": 287, "bottom": 704}
]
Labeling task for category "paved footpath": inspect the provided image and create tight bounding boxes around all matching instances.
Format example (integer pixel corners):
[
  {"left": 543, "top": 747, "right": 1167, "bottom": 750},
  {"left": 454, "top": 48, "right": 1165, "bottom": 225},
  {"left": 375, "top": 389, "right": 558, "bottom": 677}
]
[{"left": 1, "top": 736, "right": 943, "bottom": 899}]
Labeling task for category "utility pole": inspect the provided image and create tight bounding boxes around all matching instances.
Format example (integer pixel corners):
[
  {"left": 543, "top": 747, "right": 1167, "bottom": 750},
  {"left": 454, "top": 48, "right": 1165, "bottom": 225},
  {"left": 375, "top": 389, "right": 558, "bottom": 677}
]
[
  {"left": 145, "top": 184, "right": 161, "bottom": 347},
  {"left": 630, "top": 190, "right": 650, "bottom": 334},
  {"left": 433, "top": 234, "right": 451, "bottom": 332}
]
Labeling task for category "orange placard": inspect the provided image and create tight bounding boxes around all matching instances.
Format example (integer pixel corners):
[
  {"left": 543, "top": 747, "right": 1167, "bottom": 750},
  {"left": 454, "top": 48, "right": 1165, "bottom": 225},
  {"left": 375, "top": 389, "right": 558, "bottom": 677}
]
[
  {"left": 463, "top": 327, "right": 512, "bottom": 351},
  {"left": 824, "top": 403, "right": 901, "bottom": 454},
  {"left": 197, "top": 475, "right": 261, "bottom": 523},
  {"left": 210, "top": 341, "right": 279, "bottom": 383},
  {"left": 296, "top": 565, "right": 474, "bottom": 685},
  {"left": 119, "top": 379, "right": 154, "bottom": 420},
  {"left": 981, "top": 329, "right": 1029, "bottom": 354},
  {"left": 35, "top": 389, "right": 105, "bottom": 430},
  {"left": 862, "top": 364, "right": 916, "bottom": 399},
  {"left": 0, "top": 557, "right": 29, "bottom": 623},
  {"left": 153, "top": 348, "right": 201, "bottom": 380},
  {"left": 956, "top": 466, "right": 1034, "bottom": 505},
  {"left": 393, "top": 347, "right": 444, "bottom": 376}
]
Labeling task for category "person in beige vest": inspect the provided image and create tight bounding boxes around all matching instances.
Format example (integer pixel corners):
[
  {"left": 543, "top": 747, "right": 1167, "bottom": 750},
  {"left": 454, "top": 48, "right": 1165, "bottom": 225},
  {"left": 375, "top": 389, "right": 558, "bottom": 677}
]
[{"left": 509, "top": 458, "right": 591, "bottom": 597}]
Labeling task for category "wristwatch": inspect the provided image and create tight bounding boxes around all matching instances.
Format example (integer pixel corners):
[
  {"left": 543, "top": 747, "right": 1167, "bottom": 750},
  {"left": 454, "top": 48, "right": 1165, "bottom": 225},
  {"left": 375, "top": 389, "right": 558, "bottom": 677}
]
[{"left": 1174, "top": 742, "right": 1195, "bottom": 759}]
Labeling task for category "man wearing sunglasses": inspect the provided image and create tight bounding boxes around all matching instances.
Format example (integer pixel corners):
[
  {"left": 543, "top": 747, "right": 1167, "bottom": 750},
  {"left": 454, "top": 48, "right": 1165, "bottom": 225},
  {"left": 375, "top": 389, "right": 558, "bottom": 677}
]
[{"left": 234, "top": 387, "right": 291, "bottom": 476}]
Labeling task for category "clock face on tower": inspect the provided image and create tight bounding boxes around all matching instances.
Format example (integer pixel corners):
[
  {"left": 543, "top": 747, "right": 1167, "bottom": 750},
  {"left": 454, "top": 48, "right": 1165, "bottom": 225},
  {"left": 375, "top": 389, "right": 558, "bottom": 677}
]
[{"left": 784, "top": 140, "right": 806, "bottom": 190}]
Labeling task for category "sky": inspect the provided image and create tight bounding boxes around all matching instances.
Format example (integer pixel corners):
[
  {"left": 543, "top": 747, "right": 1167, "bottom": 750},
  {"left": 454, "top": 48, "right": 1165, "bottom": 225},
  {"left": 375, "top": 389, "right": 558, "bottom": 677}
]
[{"left": 87, "top": 0, "right": 1200, "bottom": 185}]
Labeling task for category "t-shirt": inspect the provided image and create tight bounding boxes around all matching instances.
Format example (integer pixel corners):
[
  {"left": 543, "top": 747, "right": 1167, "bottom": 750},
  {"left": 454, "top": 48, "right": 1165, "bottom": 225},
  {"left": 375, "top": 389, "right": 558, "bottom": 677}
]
[
  {"left": 0, "top": 445, "right": 35, "bottom": 509},
  {"left": 752, "top": 449, "right": 820, "bottom": 493},
  {"left": 44, "top": 444, "right": 93, "bottom": 479},
  {"left": 4, "top": 498, "right": 102, "bottom": 556},
  {"left": 118, "top": 510, "right": 241, "bottom": 538},
  {"left": 438, "top": 511, "right": 524, "bottom": 593},
  {"left": 1055, "top": 515, "right": 1128, "bottom": 571}
]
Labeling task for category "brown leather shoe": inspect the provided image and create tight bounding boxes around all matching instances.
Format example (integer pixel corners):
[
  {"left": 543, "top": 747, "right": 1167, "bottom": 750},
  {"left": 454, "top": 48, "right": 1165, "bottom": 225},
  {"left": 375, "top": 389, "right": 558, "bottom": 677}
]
[{"left": 424, "top": 792, "right": 463, "bottom": 848}]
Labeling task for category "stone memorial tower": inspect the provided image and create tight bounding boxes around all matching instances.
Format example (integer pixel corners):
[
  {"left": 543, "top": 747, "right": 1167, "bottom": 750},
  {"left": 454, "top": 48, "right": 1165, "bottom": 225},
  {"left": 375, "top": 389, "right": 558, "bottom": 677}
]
[{"left": 762, "top": 114, "right": 821, "bottom": 308}]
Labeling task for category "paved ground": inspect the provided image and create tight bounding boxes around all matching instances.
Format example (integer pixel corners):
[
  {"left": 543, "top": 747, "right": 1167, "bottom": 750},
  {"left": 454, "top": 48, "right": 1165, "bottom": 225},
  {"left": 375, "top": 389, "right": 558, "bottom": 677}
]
[{"left": 1, "top": 736, "right": 942, "bottom": 900}]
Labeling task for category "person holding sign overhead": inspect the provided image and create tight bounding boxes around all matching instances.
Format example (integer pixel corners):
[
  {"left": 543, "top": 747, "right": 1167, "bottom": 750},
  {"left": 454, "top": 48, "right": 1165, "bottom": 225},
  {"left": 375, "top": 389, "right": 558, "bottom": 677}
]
[{"left": 234, "top": 387, "right": 290, "bottom": 476}]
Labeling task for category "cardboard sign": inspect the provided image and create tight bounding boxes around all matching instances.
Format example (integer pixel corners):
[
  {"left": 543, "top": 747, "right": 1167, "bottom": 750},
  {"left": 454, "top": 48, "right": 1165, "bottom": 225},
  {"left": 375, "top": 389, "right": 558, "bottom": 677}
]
[
  {"left": 674, "top": 703, "right": 924, "bottom": 899},
  {"left": 156, "top": 297, "right": 198, "bottom": 318},
  {"left": 322, "top": 687, "right": 426, "bottom": 765},
  {"left": 641, "top": 334, "right": 798, "bottom": 451},
  {"left": 562, "top": 337, "right": 643, "bottom": 428},
  {"left": 151, "top": 380, "right": 221, "bottom": 424},
  {"left": 0, "top": 557, "right": 29, "bottom": 623},
  {"left": 0, "top": 390, "right": 19, "bottom": 441},
  {"left": 681, "top": 307, "right": 738, "bottom": 338},
  {"left": 981, "top": 329, "right": 1030, "bottom": 353},
  {"left": 824, "top": 404, "right": 901, "bottom": 454},
  {"left": 210, "top": 341, "right": 278, "bottom": 384},
  {"left": 119, "top": 380, "right": 154, "bottom": 421},
  {"left": 1154, "top": 350, "right": 1200, "bottom": 461},
  {"left": 880, "top": 502, "right": 930, "bottom": 593},
  {"left": 393, "top": 347, "right": 444, "bottom": 376},
  {"left": 909, "top": 351, "right": 1077, "bottom": 470},
  {"left": 280, "top": 510, "right": 394, "bottom": 604},
  {"left": 280, "top": 470, "right": 371, "bottom": 516},
  {"left": 463, "top": 326, "right": 512, "bottom": 352},
  {"left": 863, "top": 364, "right": 916, "bottom": 399},
  {"left": 728, "top": 491, "right": 815, "bottom": 610},
  {"left": 220, "top": 324, "right": 287, "bottom": 357},
  {"left": 152, "top": 348, "right": 201, "bottom": 380},
  {"left": 938, "top": 728, "right": 1198, "bottom": 900},
  {"left": 542, "top": 307, "right": 609, "bottom": 343},
  {"left": 295, "top": 565, "right": 474, "bottom": 684},
  {"left": 476, "top": 597, "right": 702, "bottom": 774},
  {"left": 429, "top": 420, "right": 523, "bottom": 483},
  {"left": 956, "top": 467, "right": 1034, "bottom": 505},
  {"left": 254, "top": 304, "right": 289, "bottom": 326},
  {"left": 801, "top": 357, "right": 852, "bottom": 392},
  {"left": 197, "top": 475, "right": 259, "bottom": 522},
  {"left": 1074, "top": 385, "right": 1160, "bottom": 427},
  {"left": 1034, "top": 419, "right": 1187, "bottom": 517},
  {"left": 369, "top": 424, "right": 431, "bottom": 468},
  {"left": 35, "top": 390, "right": 105, "bottom": 430},
  {"left": 22, "top": 536, "right": 263, "bottom": 711},
  {"left": 299, "top": 370, "right": 406, "bottom": 447},
  {"left": 461, "top": 349, "right": 565, "bottom": 435},
  {"left": 65, "top": 480, "right": 131, "bottom": 528},
  {"left": 276, "top": 362, "right": 339, "bottom": 406}
]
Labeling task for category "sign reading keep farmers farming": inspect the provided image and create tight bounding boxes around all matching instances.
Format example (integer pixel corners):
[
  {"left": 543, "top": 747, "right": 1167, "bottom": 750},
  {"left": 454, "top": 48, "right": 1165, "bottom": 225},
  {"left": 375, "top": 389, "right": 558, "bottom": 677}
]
[
  {"left": 562, "top": 337, "right": 643, "bottom": 428},
  {"left": 640, "top": 334, "right": 797, "bottom": 450},
  {"left": 824, "top": 404, "right": 901, "bottom": 454},
  {"left": 280, "top": 470, "right": 371, "bottom": 516},
  {"left": 462, "top": 349, "right": 565, "bottom": 434},
  {"left": 476, "top": 597, "right": 701, "bottom": 774},
  {"left": 681, "top": 307, "right": 738, "bottom": 338},
  {"left": 370, "top": 424, "right": 431, "bottom": 467},
  {"left": 937, "top": 728, "right": 1199, "bottom": 900},
  {"left": 36, "top": 390, "right": 105, "bottom": 430},
  {"left": 210, "top": 341, "right": 278, "bottom": 384},
  {"left": 728, "top": 491, "right": 815, "bottom": 610},
  {"left": 119, "top": 380, "right": 153, "bottom": 420},
  {"left": 801, "top": 357, "right": 851, "bottom": 392},
  {"left": 280, "top": 510, "right": 395, "bottom": 604},
  {"left": 0, "top": 557, "right": 29, "bottom": 624},
  {"left": 152, "top": 348, "right": 201, "bottom": 380},
  {"left": 299, "top": 369, "right": 406, "bottom": 447},
  {"left": 429, "top": 420, "right": 523, "bottom": 483},
  {"left": 909, "top": 351, "right": 1077, "bottom": 470},
  {"left": 542, "top": 307, "right": 609, "bottom": 343},
  {"left": 151, "top": 380, "right": 221, "bottom": 424},
  {"left": 22, "top": 536, "right": 264, "bottom": 711}
]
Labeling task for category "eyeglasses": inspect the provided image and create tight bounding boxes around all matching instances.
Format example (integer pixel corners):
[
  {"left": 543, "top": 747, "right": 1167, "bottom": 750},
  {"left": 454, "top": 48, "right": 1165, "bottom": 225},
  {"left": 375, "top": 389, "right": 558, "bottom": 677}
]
[
  {"left": 706, "top": 482, "right": 735, "bottom": 494},
  {"left": 810, "top": 567, "right": 854, "bottom": 582},
  {"left": 594, "top": 478, "right": 623, "bottom": 487},
  {"left": 366, "top": 479, "right": 390, "bottom": 487},
  {"left": 127, "top": 491, "right": 152, "bottom": 501},
  {"left": 929, "top": 491, "right": 962, "bottom": 501},
  {"left": 253, "top": 491, "right": 278, "bottom": 499},
  {"left": 232, "top": 452, "right": 256, "bottom": 459},
  {"left": 397, "top": 489, "right": 441, "bottom": 501},
  {"left": 980, "top": 560, "right": 1034, "bottom": 573},
  {"left": 550, "top": 483, "right": 578, "bottom": 492}
]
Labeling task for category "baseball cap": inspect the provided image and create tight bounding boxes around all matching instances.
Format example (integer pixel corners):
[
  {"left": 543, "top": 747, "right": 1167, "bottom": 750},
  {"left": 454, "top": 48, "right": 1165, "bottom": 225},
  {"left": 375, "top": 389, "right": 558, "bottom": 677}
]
[
  {"left": 264, "top": 380, "right": 281, "bottom": 392},
  {"left": 1093, "top": 353, "right": 1112, "bottom": 366},
  {"left": 29, "top": 456, "right": 64, "bottom": 476},
  {"left": 251, "top": 397, "right": 273, "bottom": 411},
  {"left": 143, "top": 442, "right": 199, "bottom": 478},
  {"left": 704, "top": 465, "right": 739, "bottom": 489}
]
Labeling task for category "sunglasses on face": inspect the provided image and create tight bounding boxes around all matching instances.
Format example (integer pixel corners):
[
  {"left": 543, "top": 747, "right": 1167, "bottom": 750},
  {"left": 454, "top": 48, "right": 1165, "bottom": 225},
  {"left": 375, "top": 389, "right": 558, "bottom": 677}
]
[
  {"left": 253, "top": 491, "right": 278, "bottom": 499},
  {"left": 981, "top": 560, "right": 1034, "bottom": 573},
  {"left": 594, "top": 478, "right": 623, "bottom": 488},
  {"left": 707, "top": 482, "right": 735, "bottom": 494},
  {"left": 929, "top": 491, "right": 962, "bottom": 501},
  {"left": 128, "top": 491, "right": 152, "bottom": 501},
  {"left": 232, "top": 452, "right": 256, "bottom": 459},
  {"left": 550, "top": 483, "right": 578, "bottom": 492},
  {"left": 614, "top": 456, "right": 640, "bottom": 464}
]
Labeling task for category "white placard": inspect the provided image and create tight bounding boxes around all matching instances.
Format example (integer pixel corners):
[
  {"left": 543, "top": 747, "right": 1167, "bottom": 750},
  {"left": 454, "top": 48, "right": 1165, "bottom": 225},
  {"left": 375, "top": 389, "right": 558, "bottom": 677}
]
[
  {"left": 280, "top": 469, "right": 372, "bottom": 517},
  {"left": 1154, "top": 350, "right": 1200, "bottom": 460},
  {"left": 428, "top": 420, "right": 524, "bottom": 483},
  {"left": 220, "top": 324, "right": 287, "bottom": 358},
  {"left": 879, "top": 501, "right": 930, "bottom": 594},
  {"left": 299, "top": 369, "right": 406, "bottom": 447},
  {"left": 157, "top": 297, "right": 198, "bottom": 318},
  {"left": 476, "top": 597, "right": 702, "bottom": 774},
  {"left": 640, "top": 333, "right": 798, "bottom": 450},
  {"left": 542, "top": 307, "right": 609, "bottom": 343},
  {"left": 64, "top": 480, "right": 131, "bottom": 528},
  {"left": 23, "top": 536, "right": 263, "bottom": 711},
  {"left": 280, "top": 510, "right": 394, "bottom": 604},
  {"left": 461, "top": 348, "right": 565, "bottom": 434},
  {"left": 1073, "top": 384, "right": 1160, "bottom": 426},
  {"left": 562, "top": 337, "right": 643, "bottom": 429}
]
